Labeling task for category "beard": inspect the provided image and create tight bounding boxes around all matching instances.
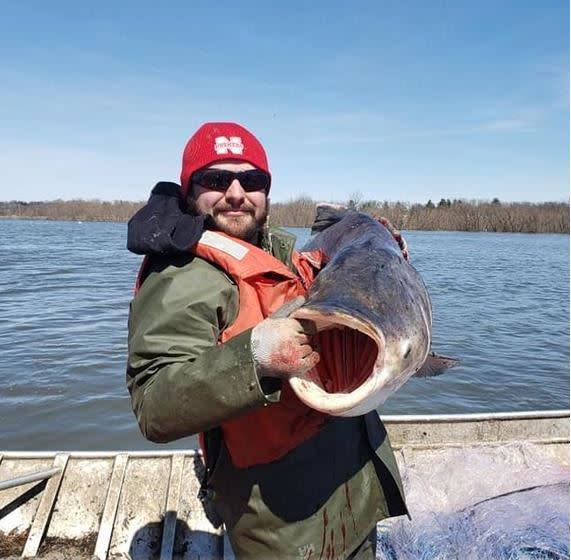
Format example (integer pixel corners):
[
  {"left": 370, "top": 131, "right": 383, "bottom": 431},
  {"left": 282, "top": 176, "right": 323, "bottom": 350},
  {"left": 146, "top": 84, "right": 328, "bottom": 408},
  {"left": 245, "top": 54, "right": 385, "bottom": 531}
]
[{"left": 188, "top": 198, "right": 269, "bottom": 244}]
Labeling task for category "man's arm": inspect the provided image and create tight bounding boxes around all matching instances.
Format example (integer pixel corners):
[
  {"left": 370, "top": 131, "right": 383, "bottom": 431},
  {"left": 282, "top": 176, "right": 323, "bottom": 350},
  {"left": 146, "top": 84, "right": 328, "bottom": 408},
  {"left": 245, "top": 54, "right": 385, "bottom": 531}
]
[{"left": 126, "top": 255, "right": 278, "bottom": 443}]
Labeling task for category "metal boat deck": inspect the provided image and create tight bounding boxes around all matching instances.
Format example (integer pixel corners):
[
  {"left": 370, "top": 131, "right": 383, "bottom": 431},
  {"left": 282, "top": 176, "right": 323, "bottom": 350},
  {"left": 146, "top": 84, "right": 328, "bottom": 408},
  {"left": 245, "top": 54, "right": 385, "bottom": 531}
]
[{"left": 1, "top": 410, "right": 568, "bottom": 559}]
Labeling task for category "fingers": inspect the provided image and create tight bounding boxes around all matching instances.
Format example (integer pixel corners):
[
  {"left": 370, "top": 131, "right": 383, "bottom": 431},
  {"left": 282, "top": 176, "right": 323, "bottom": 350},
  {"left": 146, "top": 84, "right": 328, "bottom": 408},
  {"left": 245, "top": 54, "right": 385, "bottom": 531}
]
[
  {"left": 302, "top": 350, "right": 320, "bottom": 370},
  {"left": 376, "top": 215, "right": 410, "bottom": 261},
  {"left": 296, "top": 319, "right": 317, "bottom": 335},
  {"left": 292, "top": 321, "right": 319, "bottom": 357},
  {"left": 291, "top": 347, "right": 320, "bottom": 374},
  {"left": 251, "top": 316, "right": 320, "bottom": 379},
  {"left": 298, "top": 342, "right": 316, "bottom": 358}
]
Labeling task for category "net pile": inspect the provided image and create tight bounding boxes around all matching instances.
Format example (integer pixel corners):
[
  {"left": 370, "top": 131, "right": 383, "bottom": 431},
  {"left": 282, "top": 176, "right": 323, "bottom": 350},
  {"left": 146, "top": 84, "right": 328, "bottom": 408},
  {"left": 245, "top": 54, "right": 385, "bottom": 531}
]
[{"left": 377, "top": 443, "right": 570, "bottom": 560}]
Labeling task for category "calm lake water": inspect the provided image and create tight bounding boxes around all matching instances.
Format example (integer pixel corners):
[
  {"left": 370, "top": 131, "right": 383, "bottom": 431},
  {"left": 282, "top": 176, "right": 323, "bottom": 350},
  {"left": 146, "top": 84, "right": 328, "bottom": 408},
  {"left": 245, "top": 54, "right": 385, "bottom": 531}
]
[{"left": 0, "top": 220, "right": 568, "bottom": 451}]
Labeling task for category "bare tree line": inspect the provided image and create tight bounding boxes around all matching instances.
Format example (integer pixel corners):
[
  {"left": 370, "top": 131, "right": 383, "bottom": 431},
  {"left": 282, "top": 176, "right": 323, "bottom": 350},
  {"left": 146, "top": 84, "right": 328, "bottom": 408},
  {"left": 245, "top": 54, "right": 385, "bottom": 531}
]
[
  {"left": 271, "top": 197, "right": 569, "bottom": 233},
  {"left": 0, "top": 200, "right": 139, "bottom": 223},
  {"left": 0, "top": 198, "right": 569, "bottom": 233}
]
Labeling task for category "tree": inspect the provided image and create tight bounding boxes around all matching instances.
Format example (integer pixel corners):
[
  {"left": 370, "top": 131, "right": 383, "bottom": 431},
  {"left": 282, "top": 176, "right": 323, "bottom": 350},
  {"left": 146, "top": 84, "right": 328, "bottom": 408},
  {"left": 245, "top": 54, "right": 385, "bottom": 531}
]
[
  {"left": 348, "top": 191, "right": 363, "bottom": 209},
  {"left": 426, "top": 199, "right": 435, "bottom": 209}
]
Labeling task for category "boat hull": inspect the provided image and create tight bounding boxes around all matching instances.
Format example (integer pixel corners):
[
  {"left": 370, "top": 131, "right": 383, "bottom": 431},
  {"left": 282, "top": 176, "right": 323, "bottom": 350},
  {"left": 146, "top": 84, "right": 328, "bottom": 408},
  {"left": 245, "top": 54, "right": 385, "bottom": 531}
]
[{"left": 1, "top": 410, "right": 568, "bottom": 559}]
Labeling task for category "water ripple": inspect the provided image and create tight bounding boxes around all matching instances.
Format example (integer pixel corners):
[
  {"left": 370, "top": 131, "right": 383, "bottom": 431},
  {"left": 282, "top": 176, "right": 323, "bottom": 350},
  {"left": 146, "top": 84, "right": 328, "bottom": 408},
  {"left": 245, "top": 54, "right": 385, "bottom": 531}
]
[{"left": 0, "top": 220, "right": 568, "bottom": 450}]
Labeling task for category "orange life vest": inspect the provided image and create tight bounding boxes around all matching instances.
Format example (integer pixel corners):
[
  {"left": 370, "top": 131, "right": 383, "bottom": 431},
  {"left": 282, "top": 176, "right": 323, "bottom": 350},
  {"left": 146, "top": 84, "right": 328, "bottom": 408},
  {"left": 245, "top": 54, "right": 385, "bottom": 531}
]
[{"left": 191, "top": 231, "right": 326, "bottom": 467}]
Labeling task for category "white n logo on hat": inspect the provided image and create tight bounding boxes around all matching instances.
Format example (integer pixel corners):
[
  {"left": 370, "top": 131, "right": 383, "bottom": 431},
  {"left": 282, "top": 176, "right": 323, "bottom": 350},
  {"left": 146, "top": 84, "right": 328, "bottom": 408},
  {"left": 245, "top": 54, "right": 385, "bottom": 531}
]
[{"left": 214, "top": 136, "right": 244, "bottom": 155}]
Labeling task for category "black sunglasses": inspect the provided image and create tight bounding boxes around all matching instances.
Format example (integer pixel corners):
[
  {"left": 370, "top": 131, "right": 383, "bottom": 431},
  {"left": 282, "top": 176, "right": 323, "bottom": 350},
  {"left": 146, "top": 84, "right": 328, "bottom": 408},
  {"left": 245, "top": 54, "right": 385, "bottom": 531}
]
[{"left": 191, "top": 169, "right": 271, "bottom": 193}]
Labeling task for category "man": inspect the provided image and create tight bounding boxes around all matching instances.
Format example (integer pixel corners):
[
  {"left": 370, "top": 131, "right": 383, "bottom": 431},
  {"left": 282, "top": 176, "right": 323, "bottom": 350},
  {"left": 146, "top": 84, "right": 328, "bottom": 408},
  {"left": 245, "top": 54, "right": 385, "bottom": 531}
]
[{"left": 127, "top": 122, "right": 408, "bottom": 559}]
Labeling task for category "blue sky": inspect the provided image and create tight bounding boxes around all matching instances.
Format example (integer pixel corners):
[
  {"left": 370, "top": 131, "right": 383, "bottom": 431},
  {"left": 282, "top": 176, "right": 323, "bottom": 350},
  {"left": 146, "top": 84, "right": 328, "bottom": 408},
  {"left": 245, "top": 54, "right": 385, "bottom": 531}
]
[{"left": 0, "top": 1, "right": 568, "bottom": 204}]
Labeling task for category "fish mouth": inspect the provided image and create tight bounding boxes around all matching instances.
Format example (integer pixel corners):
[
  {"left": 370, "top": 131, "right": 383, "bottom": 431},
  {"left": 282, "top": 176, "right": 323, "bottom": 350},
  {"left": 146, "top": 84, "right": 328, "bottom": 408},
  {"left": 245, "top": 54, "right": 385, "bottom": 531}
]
[{"left": 289, "top": 307, "right": 386, "bottom": 416}]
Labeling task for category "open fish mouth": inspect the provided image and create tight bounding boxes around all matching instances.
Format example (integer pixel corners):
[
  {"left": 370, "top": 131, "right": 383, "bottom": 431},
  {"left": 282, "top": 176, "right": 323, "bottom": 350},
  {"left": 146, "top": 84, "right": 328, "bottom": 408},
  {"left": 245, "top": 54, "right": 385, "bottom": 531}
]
[{"left": 290, "top": 307, "right": 392, "bottom": 417}]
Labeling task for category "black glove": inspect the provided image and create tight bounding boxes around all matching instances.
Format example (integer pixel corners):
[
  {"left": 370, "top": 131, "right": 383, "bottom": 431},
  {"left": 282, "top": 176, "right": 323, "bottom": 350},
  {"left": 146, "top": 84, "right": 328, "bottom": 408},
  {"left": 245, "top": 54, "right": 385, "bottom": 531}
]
[
  {"left": 310, "top": 203, "right": 351, "bottom": 234},
  {"left": 127, "top": 182, "right": 209, "bottom": 255}
]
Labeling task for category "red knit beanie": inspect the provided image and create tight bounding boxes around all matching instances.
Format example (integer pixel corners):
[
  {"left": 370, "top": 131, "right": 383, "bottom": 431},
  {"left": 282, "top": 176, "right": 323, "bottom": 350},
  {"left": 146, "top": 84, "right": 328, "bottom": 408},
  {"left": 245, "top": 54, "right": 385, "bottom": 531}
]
[{"left": 180, "top": 122, "right": 271, "bottom": 200}]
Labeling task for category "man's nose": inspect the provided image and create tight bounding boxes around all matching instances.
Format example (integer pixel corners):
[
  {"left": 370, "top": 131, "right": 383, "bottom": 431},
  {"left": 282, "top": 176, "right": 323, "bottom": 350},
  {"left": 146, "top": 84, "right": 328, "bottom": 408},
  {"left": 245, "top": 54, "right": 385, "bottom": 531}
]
[{"left": 225, "top": 179, "right": 247, "bottom": 204}]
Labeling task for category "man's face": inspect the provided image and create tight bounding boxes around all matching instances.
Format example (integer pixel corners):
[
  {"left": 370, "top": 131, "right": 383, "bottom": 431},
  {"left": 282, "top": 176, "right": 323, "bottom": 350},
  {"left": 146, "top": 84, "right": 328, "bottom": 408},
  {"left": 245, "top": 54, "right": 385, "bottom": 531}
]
[{"left": 189, "top": 161, "right": 269, "bottom": 243}]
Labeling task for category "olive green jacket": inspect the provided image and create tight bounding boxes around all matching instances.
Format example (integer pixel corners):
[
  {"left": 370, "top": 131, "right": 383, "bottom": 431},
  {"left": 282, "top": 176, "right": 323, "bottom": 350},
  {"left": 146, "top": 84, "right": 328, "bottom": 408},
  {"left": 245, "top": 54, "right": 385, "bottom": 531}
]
[{"left": 127, "top": 227, "right": 407, "bottom": 559}]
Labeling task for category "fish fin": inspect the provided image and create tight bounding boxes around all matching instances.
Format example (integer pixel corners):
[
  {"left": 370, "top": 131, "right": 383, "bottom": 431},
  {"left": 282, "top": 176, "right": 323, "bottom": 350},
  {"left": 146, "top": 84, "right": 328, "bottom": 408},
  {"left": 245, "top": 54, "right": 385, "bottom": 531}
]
[
  {"left": 414, "top": 352, "right": 460, "bottom": 378},
  {"left": 311, "top": 204, "right": 350, "bottom": 233}
]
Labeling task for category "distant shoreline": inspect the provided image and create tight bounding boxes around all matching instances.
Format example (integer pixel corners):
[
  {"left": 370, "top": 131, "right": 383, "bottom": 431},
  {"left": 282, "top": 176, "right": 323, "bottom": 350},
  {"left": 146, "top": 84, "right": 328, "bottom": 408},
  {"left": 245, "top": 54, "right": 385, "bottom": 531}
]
[
  {"left": 1, "top": 215, "right": 568, "bottom": 235},
  {"left": 1, "top": 199, "right": 569, "bottom": 233}
]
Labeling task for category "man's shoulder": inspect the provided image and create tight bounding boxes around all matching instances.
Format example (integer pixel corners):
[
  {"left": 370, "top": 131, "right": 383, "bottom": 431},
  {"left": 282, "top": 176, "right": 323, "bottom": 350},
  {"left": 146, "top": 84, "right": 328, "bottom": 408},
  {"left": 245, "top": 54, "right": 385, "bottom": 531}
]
[
  {"left": 267, "top": 227, "right": 297, "bottom": 266},
  {"left": 141, "top": 253, "right": 236, "bottom": 290},
  {"left": 269, "top": 226, "right": 296, "bottom": 244}
]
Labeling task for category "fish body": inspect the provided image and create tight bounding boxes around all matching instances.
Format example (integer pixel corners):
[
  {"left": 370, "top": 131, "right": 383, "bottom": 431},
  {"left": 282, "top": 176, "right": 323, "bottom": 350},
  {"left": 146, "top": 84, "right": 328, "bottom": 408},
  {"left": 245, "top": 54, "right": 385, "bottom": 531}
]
[{"left": 289, "top": 207, "right": 452, "bottom": 416}]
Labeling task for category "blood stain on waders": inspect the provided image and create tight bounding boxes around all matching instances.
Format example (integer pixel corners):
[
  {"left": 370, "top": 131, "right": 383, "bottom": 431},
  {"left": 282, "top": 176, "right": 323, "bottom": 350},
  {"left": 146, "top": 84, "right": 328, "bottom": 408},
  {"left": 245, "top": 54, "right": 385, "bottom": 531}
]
[{"left": 345, "top": 482, "right": 357, "bottom": 532}]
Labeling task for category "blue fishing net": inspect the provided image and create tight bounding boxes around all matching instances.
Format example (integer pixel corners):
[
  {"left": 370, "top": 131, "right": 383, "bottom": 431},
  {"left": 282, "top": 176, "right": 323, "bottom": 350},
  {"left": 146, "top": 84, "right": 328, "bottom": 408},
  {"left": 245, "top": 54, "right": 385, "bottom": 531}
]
[{"left": 377, "top": 444, "right": 570, "bottom": 560}]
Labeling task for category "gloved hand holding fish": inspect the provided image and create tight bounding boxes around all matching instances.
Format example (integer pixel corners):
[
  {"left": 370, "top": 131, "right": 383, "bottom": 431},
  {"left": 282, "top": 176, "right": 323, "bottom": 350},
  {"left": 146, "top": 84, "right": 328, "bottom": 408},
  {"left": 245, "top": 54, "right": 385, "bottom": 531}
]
[
  {"left": 280, "top": 204, "right": 458, "bottom": 417},
  {"left": 251, "top": 309, "right": 320, "bottom": 378}
]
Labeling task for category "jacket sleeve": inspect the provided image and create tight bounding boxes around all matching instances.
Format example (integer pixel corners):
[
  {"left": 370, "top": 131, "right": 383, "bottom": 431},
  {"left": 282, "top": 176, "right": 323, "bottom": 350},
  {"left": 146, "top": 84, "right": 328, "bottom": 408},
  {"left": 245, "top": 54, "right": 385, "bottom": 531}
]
[{"left": 126, "top": 255, "right": 279, "bottom": 443}]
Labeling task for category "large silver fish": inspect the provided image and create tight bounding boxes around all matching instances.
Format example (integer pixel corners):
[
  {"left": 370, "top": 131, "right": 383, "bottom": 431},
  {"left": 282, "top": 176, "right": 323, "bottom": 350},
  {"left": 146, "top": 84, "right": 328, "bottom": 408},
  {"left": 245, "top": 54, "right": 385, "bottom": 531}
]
[{"left": 288, "top": 206, "right": 457, "bottom": 417}]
